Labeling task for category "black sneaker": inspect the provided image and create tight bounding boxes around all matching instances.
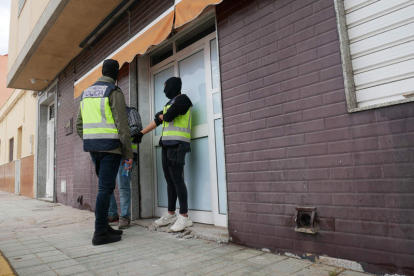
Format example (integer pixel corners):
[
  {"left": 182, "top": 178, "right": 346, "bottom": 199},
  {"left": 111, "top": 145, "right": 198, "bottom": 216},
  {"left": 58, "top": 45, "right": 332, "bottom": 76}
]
[
  {"left": 92, "top": 232, "right": 121, "bottom": 246},
  {"left": 108, "top": 214, "right": 119, "bottom": 223},
  {"left": 107, "top": 224, "right": 123, "bottom": 235}
]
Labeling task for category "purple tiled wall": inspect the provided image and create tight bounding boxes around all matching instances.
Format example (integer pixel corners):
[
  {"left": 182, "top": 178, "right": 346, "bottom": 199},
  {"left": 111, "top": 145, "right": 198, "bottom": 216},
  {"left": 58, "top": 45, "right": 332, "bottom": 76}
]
[
  {"left": 56, "top": 0, "right": 173, "bottom": 209},
  {"left": 56, "top": 62, "right": 129, "bottom": 210},
  {"left": 216, "top": 0, "right": 414, "bottom": 275}
]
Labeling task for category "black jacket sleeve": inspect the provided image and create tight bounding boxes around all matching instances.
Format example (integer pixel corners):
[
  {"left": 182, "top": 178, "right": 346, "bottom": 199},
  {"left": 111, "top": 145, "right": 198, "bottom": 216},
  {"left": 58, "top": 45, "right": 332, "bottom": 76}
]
[
  {"left": 163, "top": 94, "right": 192, "bottom": 122},
  {"left": 154, "top": 110, "right": 163, "bottom": 126}
]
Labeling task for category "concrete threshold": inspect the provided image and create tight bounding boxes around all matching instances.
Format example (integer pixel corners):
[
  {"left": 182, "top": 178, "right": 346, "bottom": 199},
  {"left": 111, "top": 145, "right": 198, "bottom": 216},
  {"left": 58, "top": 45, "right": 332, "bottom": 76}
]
[
  {"left": 37, "top": 197, "right": 54, "bottom": 203},
  {"left": 132, "top": 218, "right": 231, "bottom": 244}
]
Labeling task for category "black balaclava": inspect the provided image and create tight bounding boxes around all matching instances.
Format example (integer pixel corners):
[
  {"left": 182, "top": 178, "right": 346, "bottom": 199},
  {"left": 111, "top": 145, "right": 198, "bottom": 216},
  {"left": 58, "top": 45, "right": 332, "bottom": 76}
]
[
  {"left": 164, "top": 77, "right": 182, "bottom": 99},
  {"left": 102, "top": 59, "right": 120, "bottom": 81}
]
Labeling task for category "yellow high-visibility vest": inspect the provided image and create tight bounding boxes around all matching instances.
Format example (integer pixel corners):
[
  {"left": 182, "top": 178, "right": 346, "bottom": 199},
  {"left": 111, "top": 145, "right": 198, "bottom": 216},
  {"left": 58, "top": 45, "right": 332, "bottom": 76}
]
[
  {"left": 161, "top": 104, "right": 192, "bottom": 144},
  {"left": 80, "top": 82, "right": 120, "bottom": 151},
  {"left": 131, "top": 138, "right": 137, "bottom": 153}
]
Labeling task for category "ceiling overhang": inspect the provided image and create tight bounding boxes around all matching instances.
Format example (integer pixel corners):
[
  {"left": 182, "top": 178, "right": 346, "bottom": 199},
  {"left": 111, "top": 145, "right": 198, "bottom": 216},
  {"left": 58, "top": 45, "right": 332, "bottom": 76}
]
[{"left": 7, "top": 0, "right": 124, "bottom": 91}]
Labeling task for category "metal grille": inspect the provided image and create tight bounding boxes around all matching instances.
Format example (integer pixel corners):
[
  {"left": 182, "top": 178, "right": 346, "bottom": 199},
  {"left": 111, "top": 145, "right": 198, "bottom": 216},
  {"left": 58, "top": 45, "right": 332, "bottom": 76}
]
[{"left": 49, "top": 105, "right": 55, "bottom": 120}]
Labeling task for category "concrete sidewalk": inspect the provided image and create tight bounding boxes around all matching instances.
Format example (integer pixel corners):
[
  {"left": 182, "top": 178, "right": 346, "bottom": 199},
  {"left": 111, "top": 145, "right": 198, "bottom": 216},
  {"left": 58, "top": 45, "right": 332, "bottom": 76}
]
[{"left": 0, "top": 192, "right": 374, "bottom": 276}]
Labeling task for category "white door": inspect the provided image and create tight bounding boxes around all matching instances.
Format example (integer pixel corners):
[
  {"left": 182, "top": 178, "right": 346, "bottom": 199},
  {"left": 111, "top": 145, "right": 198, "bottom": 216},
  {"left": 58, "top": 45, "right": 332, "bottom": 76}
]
[
  {"left": 150, "top": 25, "right": 227, "bottom": 227},
  {"left": 46, "top": 105, "right": 55, "bottom": 198}
]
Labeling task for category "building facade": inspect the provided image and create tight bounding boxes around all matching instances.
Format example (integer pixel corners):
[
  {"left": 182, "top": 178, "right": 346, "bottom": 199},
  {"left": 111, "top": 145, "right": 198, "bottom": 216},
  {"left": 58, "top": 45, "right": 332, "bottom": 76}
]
[
  {"left": 0, "top": 88, "right": 37, "bottom": 197},
  {"left": 0, "top": 54, "right": 36, "bottom": 198},
  {"left": 7, "top": 0, "right": 414, "bottom": 275},
  {"left": 0, "top": 55, "right": 13, "bottom": 107}
]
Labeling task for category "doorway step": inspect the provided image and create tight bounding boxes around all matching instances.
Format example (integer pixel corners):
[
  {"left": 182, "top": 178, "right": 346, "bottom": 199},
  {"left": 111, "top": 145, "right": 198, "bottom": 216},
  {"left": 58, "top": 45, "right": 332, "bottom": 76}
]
[
  {"left": 37, "top": 197, "right": 54, "bottom": 203},
  {"left": 133, "top": 218, "right": 230, "bottom": 244}
]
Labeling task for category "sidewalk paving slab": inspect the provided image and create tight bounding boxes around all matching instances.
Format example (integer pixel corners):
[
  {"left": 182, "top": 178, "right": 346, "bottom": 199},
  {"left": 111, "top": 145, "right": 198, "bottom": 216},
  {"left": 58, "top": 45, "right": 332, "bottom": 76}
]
[{"left": 0, "top": 191, "right": 377, "bottom": 276}]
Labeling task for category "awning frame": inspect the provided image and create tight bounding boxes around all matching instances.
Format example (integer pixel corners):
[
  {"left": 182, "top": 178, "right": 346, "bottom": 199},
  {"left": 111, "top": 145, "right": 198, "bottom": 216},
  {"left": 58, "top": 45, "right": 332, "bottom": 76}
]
[
  {"left": 74, "top": 5, "right": 175, "bottom": 88},
  {"left": 142, "top": 8, "right": 217, "bottom": 66},
  {"left": 74, "top": 0, "right": 222, "bottom": 98}
]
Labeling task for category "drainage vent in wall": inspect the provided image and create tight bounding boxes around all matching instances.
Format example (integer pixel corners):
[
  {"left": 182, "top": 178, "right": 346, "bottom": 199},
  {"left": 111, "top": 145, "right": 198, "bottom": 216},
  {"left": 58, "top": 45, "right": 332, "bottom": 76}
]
[{"left": 295, "top": 207, "right": 319, "bottom": 234}]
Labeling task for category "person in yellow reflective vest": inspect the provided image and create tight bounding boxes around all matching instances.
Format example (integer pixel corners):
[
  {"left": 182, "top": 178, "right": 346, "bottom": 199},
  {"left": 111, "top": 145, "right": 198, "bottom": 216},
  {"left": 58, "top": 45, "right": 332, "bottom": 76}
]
[
  {"left": 136, "top": 77, "right": 193, "bottom": 232},
  {"left": 76, "top": 59, "right": 133, "bottom": 246}
]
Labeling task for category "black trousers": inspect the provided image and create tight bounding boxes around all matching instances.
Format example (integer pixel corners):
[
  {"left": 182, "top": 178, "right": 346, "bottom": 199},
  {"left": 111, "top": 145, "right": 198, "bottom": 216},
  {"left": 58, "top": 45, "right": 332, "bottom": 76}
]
[
  {"left": 162, "top": 147, "right": 188, "bottom": 214},
  {"left": 90, "top": 152, "right": 123, "bottom": 233}
]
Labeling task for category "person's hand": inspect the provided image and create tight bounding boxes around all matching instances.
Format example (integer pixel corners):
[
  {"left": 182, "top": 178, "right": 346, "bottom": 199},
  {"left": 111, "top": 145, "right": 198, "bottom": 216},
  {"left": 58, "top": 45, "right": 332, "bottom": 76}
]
[
  {"left": 159, "top": 114, "right": 163, "bottom": 121},
  {"left": 132, "top": 132, "right": 144, "bottom": 144},
  {"left": 122, "top": 159, "right": 133, "bottom": 170}
]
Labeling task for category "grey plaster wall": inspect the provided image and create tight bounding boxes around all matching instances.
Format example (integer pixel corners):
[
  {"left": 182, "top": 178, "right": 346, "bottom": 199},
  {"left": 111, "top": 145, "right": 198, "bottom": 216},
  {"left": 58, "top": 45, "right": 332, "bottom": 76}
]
[
  {"left": 34, "top": 93, "right": 39, "bottom": 199},
  {"left": 129, "top": 57, "right": 140, "bottom": 220},
  {"left": 137, "top": 55, "right": 153, "bottom": 218},
  {"left": 36, "top": 102, "right": 48, "bottom": 199}
]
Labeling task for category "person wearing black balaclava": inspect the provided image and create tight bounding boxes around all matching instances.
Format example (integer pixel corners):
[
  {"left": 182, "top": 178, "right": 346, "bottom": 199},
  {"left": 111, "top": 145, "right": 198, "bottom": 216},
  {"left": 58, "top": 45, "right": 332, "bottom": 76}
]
[
  {"left": 76, "top": 59, "right": 133, "bottom": 245},
  {"left": 136, "top": 77, "right": 193, "bottom": 232}
]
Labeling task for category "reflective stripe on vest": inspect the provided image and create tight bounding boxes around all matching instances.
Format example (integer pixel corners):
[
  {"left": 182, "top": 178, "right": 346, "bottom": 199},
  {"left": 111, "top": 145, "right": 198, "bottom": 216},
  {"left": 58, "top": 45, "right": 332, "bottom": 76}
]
[
  {"left": 80, "top": 82, "right": 120, "bottom": 151},
  {"left": 161, "top": 105, "right": 192, "bottom": 144},
  {"left": 131, "top": 137, "right": 138, "bottom": 153}
]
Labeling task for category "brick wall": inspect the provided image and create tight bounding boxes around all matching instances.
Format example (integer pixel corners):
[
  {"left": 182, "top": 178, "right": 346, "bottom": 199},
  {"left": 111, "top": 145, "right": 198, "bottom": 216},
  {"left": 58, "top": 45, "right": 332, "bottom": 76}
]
[
  {"left": 216, "top": 0, "right": 414, "bottom": 275},
  {"left": 56, "top": 0, "right": 173, "bottom": 209}
]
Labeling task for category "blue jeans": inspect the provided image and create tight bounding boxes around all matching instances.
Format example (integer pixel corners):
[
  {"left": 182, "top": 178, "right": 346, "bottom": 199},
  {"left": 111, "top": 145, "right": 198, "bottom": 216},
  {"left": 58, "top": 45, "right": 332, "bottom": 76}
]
[
  {"left": 90, "top": 152, "right": 123, "bottom": 233},
  {"left": 108, "top": 158, "right": 136, "bottom": 219}
]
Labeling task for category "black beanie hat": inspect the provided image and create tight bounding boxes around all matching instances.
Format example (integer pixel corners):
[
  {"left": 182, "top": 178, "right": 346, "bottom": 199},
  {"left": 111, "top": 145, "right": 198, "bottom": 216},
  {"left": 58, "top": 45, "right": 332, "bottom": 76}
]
[
  {"left": 102, "top": 59, "right": 120, "bottom": 81},
  {"left": 164, "top": 77, "right": 182, "bottom": 99}
]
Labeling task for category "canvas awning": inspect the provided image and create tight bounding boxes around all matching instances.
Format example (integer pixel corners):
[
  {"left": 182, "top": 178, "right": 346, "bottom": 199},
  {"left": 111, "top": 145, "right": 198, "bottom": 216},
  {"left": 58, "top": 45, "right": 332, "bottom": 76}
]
[
  {"left": 175, "top": 0, "right": 222, "bottom": 28},
  {"left": 74, "top": 0, "right": 223, "bottom": 98}
]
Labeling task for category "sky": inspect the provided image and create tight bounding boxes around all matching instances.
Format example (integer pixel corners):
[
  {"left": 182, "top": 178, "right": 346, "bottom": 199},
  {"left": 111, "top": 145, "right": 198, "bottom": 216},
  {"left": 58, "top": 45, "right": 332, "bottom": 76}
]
[{"left": 0, "top": 0, "right": 11, "bottom": 55}]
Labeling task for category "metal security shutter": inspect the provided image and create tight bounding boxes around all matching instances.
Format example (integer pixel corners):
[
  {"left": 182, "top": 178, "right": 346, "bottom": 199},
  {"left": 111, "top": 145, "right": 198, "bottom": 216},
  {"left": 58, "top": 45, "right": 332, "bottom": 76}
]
[{"left": 344, "top": 0, "right": 414, "bottom": 107}]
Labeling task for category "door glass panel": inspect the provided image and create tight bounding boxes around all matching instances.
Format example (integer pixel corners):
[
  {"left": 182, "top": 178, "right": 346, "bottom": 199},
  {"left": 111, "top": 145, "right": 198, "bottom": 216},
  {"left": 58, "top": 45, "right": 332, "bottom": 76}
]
[
  {"left": 213, "top": 93, "right": 221, "bottom": 114},
  {"left": 179, "top": 50, "right": 207, "bottom": 126},
  {"left": 157, "top": 138, "right": 212, "bottom": 211},
  {"left": 210, "top": 38, "right": 220, "bottom": 89},
  {"left": 185, "top": 137, "right": 211, "bottom": 211},
  {"left": 214, "top": 119, "right": 227, "bottom": 214},
  {"left": 154, "top": 66, "right": 175, "bottom": 136}
]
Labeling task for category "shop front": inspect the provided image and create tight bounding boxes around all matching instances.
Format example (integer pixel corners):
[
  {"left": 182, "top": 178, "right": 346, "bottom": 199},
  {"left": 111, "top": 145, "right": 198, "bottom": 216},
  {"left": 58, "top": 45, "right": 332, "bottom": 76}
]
[
  {"left": 72, "top": 2, "right": 227, "bottom": 227},
  {"left": 148, "top": 17, "right": 227, "bottom": 227}
]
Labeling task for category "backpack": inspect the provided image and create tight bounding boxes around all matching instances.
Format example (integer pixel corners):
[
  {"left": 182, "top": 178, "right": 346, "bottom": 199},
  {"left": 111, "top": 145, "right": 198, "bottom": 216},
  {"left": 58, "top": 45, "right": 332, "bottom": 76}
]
[{"left": 126, "top": 106, "right": 143, "bottom": 137}]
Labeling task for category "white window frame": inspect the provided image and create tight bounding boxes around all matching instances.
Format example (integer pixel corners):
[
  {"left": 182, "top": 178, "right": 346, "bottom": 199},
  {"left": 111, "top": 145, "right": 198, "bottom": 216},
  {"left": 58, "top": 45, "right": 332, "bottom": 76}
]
[{"left": 334, "top": 0, "right": 414, "bottom": 113}]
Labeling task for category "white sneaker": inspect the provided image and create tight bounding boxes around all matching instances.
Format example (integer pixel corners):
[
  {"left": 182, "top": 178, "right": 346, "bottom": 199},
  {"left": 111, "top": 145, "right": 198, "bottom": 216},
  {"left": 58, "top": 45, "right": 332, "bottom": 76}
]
[
  {"left": 154, "top": 212, "right": 177, "bottom": 226},
  {"left": 170, "top": 215, "right": 193, "bottom": 232}
]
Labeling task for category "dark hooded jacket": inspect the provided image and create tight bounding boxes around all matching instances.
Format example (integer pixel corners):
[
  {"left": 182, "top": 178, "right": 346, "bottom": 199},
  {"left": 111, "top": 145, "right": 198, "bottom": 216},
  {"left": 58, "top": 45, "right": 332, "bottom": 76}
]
[{"left": 156, "top": 77, "right": 192, "bottom": 147}]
